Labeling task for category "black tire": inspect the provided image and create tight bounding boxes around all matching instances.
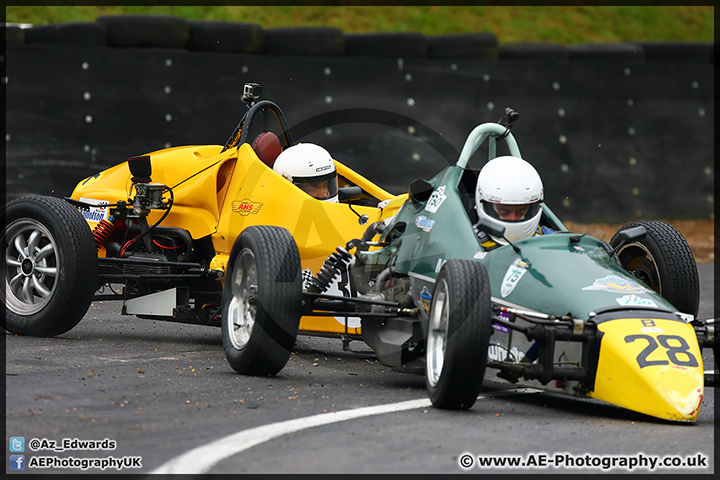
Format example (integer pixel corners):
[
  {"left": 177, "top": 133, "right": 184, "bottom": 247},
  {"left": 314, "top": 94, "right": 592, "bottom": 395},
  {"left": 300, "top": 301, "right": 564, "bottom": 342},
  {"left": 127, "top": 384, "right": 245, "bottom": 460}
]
[
  {"left": 4, "top": 26, "right": 26, "bottom": 44},
  {"left": 569, "top": 42, "right": 645, "bottom": 63},
  {"left": 426, "top": 260, "right": 492, "bottom": 410},
  {"left": 187, "top": 20, "right": 263, "bottom": 53},
  {"left": 345, "top": 32, "right": 427, "bottom": 58},
  {"left": 635, "top": 41, "right": 713, "bottom": 64},
  {"left": 96, "top": 15, "right": 189, "bottom": 49},
  {"left": 610, "top": 220, "right": 699, "bottom": 317},
  {"left": 1, "top": 195, "right": 98, "bottom": 336},
  {"left": 24, "top": 22, "right": 107, "bottom": 47},
  {"left": 262, "top": 27, "right": 344, "bottom": 56},
  {"left": 221, "top": 226, "right": 302, "bottom": 376},
  {"left": 499, "top": 42, "right": 569, "bottom": 62},
  {"left": 426, "top": 32, "right": 498, "bottom": 60}
]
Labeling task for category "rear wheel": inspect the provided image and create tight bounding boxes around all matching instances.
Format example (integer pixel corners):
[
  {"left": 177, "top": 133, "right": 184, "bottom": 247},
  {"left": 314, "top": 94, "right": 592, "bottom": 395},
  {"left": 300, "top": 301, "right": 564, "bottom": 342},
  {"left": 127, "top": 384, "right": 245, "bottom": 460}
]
[
  {"left": 221, "top": 226, "right": 302, "bottom": 376},
  {"left": 611, "top": 220, "right": 699, "bottom": 316},
  {"left": 426, "top": 260, "right": 492, "bottom": 409},
  {"left": 2, "top": 195, "right": 98, "bottom": 336}
]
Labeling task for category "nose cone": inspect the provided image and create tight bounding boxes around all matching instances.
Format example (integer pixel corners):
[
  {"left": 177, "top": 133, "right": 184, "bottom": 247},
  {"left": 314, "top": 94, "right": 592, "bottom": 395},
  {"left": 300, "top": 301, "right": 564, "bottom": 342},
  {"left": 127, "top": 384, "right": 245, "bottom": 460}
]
[{"left": 589, "top": 317, "right": 703, "bottom": 422}]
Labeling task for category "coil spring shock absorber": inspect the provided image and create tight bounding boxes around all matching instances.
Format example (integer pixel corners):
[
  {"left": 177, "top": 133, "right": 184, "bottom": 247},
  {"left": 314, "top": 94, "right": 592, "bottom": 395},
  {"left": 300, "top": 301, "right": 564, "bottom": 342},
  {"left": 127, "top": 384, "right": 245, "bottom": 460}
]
[
  {"left": 91, "top": 219, "right": 117, "bottom": 251},
  {"left": 311, "top": 246, "right": 353, "bottom": 293}
]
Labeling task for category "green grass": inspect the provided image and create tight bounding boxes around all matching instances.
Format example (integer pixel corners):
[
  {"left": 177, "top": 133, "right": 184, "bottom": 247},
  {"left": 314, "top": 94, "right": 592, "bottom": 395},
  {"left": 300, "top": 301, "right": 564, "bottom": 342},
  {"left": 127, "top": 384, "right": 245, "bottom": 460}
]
[{"left": 4, "top": 5, "right": 714, "bottom": 44}]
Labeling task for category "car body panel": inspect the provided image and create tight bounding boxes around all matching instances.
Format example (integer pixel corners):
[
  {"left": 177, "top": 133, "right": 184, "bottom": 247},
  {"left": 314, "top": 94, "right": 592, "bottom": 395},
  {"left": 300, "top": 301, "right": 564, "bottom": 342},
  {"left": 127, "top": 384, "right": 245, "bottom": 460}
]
[
  {"left": 71, "top": 141, "right": 401, "bottom": 335},
  {"left": 591, "top": 317, "right": 703, "bottom": 422}
]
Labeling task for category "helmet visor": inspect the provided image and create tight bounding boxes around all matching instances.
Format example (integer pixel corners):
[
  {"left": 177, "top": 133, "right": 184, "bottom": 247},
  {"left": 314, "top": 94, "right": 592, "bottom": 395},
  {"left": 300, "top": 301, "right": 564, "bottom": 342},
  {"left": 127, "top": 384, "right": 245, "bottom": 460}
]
[
  {"left": 483, "top": 201, "right": 542, "bottom": 223},
  {"left": 294, "top": 172, "right": 338, "bottom": 201}
]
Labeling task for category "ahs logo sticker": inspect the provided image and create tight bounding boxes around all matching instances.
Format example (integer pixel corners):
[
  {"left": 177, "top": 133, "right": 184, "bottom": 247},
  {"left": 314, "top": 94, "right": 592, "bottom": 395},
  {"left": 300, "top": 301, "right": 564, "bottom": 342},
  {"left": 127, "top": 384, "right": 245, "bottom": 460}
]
[
  {"left": 232, "top": 199, "right": 263, "bottom": 216},
  {"left": 424, "top": 185, "right": 447, "bottom": 213}
]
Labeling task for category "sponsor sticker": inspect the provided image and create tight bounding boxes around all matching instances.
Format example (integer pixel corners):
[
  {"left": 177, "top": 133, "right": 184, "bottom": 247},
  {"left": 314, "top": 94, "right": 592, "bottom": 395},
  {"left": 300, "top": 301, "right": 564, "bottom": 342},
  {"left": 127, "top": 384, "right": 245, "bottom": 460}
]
[
  {"left": 492, "top": 323, "right": 510, "bottom": 334},
  {"left": 488, "top": 344, "right": 525, "bottom": 363},
  {"left": 582, "top": 275, "right": 649, "bottom": 293},
  {"left": 641, "top": 327, "right": 664, "bottom": 333},
  {"left": 500, "top": 258, "right": 530, "bottom": 298},
  {"left": 79, "top": 198, "right": 109, "bottom": 223},
  {"left": 473, "top": 251, "right": 487, "bottom": 259},
  {"left": 415, "top": 215, "right": 435, "bottom": 232},
  {"left": 420, "top": 286, "right": 432, "bottom": 314},
  {"left": 615, "top": 294, "right": 658, "bottom": 308},
  {"left": 301, "top": 268, "right": 315, "bottom": 291},
  {"left": 232, "top": 199, "right": 263, "bottom": 216},
  {"left": 424, "top": 185, "right": 447, "bottom": 213}
]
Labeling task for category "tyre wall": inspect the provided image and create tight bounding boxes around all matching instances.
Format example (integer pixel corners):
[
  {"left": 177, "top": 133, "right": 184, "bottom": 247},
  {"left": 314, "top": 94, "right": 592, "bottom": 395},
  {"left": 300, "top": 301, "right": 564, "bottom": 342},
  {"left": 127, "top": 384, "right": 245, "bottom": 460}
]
[{"left": 3, "top": 18, "right": 714, "bottom": 222}]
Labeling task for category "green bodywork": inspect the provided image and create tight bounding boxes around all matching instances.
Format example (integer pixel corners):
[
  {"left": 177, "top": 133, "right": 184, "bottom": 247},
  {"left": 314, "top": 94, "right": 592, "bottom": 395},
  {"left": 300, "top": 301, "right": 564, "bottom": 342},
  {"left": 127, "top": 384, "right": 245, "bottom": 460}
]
[{"left": 377, "top": 124, "right": 681, "bottom": 321}]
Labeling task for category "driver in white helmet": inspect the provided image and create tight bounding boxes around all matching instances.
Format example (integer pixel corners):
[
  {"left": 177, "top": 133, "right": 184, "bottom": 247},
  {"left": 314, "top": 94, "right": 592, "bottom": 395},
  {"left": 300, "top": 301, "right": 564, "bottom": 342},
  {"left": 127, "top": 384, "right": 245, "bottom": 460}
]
[
  {"left": 474, "top": 155, "right": 552, "bottom": 249},
  {"left": 273, "top": 143, "right": 339, "bottom": 202}
]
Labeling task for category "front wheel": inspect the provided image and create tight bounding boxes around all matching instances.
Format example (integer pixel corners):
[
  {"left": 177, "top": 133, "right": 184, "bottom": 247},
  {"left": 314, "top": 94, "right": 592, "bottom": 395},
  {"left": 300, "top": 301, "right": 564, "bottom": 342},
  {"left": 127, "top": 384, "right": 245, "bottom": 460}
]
[
  {"left": 426, "top": 259, "right": 492, "bottom": 410},
  {"left": 610, "top": 221, "right": 699, "bottom": 317},
  {"left": 2, "top": 195, "right": 98, "bottom": 336},
  {"left": 221, "top": 226, "right": 302, "bottom": 376}
]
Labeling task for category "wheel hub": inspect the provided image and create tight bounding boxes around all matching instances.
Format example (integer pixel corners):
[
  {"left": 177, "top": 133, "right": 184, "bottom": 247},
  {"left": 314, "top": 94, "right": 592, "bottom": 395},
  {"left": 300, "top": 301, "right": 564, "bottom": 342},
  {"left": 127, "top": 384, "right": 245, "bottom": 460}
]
[
  {"left": 20, "top": 257, "right": 34, "bottom": 276},
  {"left": 3, "top": 219, "right": 60, "bottom": 315},
  {"left": 226, "top": 249, "right": 258, "bottom": 350}
]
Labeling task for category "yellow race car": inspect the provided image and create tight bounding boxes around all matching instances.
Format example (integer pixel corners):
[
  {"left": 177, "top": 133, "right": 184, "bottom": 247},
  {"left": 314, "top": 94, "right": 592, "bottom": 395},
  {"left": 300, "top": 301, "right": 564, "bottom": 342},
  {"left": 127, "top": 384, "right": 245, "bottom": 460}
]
[{"left": 1, "top": 83, "right": 403, "bottom": 365}]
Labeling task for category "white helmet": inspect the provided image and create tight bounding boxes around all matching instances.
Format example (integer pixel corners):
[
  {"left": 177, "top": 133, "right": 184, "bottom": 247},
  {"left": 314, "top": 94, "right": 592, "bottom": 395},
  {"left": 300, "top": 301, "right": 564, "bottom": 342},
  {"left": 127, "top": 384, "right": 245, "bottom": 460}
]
[
  {"left": 273, "top": 143, "right": 338, "bottom": 202},
  {"left": 475, "top": 156, "right": 544, "bottom": 243}
]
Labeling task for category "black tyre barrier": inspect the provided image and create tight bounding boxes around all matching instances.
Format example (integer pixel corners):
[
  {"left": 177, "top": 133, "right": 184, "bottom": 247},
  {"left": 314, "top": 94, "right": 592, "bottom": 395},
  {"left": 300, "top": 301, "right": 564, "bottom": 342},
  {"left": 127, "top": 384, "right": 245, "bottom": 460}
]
[
  {"left": 426, "top": 32, "right": 498, "bottom": 59},
  {"left": 24, "top": 22, "right": 107, "bottom": 47},
  {"left": 187, "top": 20, "right": 263, "bottom": 53},
  {"left": 569, "top": 42, "right": 646, "bottom": 62},
  {"left": 4, "top": 26, "right": 25, "bottom": 44},
  {"left": 96, "top": 15, "right": 189, "bottom": 49},
  {"left": 499, "top": 42, "right": 569, "bottom": 62},
  {"left": 345, "top": 32, "right": 427, "bottom": 58},
  {"left": 635, "top": 41, "right": 713, "bottom": 64},
  {"left": 262, "top": 27, "right": 344, "bottom": 56}
]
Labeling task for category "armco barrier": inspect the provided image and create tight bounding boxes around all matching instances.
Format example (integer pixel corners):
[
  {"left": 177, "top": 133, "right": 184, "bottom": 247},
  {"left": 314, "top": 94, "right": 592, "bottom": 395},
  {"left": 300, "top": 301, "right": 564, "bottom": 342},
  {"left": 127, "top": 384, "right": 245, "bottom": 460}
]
[{"left": 3, "top": 18, "right": 714, "bottom": 222}]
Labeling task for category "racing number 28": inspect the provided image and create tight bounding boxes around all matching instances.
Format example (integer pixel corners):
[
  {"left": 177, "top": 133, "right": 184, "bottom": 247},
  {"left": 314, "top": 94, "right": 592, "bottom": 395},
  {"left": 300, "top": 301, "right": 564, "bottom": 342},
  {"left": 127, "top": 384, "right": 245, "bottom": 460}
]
[{"left": 624, "top": 334, "right": 699, "bottom": 368}]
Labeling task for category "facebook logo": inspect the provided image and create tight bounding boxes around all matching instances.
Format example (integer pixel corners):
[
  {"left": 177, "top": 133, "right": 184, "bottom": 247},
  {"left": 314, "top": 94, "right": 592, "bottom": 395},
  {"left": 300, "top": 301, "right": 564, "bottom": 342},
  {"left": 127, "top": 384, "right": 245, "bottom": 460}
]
[
  {"left": 9, "top": 455, "right": 25, "bottom": 470},
  {"left": 9, "top": 437, "right": 25, "bottom": 452}
]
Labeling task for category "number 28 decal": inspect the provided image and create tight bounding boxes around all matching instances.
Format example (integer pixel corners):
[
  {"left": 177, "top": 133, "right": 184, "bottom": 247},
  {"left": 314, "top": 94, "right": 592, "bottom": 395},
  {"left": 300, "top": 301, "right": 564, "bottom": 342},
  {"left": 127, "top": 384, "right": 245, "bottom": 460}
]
[{"left": 624, "top": 334, "right": 699, "bottom": 368}]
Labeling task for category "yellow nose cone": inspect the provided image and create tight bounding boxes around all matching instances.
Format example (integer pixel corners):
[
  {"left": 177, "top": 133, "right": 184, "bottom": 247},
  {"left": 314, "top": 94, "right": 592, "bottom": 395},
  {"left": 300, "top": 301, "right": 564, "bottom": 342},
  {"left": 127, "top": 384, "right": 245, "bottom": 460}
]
[{"left": 590, "top": 317, "right": 703, "bottom": 422}]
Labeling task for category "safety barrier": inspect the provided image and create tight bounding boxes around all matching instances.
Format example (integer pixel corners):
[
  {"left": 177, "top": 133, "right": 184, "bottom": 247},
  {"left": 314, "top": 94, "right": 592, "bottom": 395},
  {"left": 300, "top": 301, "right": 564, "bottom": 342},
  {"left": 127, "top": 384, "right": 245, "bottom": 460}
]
[{"left": 3, "top": 17, "right": 714, "bottom": 221}]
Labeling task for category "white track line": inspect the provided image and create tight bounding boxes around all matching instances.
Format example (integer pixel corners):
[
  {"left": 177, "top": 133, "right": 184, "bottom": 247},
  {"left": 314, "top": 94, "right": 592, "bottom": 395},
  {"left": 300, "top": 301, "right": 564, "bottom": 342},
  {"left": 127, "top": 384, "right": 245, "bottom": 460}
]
[
  {"left": 152, "top": 388, "right": 542, "bottom": 475},
  {"left": 151, "top": 398, "right": 432, "bottom": 474}
]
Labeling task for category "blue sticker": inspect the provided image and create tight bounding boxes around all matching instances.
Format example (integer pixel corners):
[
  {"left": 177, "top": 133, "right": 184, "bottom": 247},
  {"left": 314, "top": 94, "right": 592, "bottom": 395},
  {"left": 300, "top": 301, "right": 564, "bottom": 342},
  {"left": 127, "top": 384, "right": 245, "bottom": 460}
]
[
  {"left": 415, "top": 215, "right": 435, "bottom": 232},
  {"left": 421, "top": 286, "right": 432, "bottom": 313}
]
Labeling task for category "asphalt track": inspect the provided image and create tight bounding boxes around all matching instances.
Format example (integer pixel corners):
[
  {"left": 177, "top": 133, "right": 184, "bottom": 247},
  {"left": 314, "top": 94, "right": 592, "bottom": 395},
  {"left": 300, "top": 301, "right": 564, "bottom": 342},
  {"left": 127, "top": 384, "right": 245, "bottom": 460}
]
[{"left": 4, "top": 263, "right": 715, "bottom": 475}]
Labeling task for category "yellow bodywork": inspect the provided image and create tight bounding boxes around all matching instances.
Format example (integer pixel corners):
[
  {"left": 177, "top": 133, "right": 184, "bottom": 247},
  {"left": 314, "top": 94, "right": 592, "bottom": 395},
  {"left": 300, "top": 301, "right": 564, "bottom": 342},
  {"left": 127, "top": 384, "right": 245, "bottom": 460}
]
[
  {"left": 590, "top": 317, "right": 704, "bottom": 422},
  {"left": 71, "top": 142, "right": 405, "bottom": 336}
]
